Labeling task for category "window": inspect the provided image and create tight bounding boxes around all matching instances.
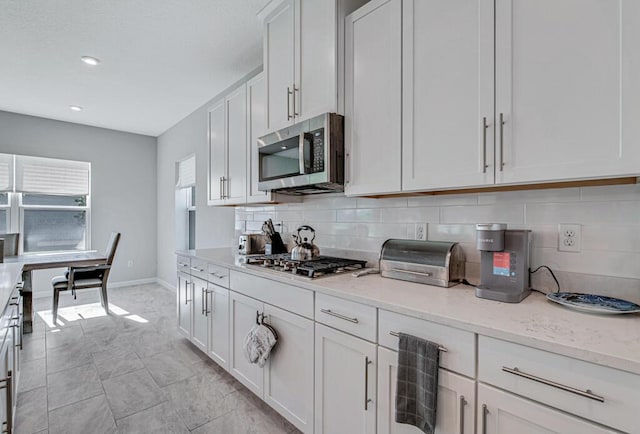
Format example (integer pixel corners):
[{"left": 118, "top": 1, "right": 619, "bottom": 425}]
[
  {"left": 176, "top": 155, "right": 196, "bottom": 251},
  {"left": 0, "top": 154, "right": 91, "bottom": 254},
  {"left": 187, "top": 186, "right": 196, "bottom": 250}
]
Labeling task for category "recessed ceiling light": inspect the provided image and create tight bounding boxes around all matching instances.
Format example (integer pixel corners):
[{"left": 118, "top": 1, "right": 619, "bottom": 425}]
[
  {"left": 81, "top": 56, "right": 101, "bottom": 66},
  {"left": 69, "top": 105, "right": 83, "bottom": 112}
]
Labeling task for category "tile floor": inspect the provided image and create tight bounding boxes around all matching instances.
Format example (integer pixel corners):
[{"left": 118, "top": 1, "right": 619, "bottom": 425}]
[{"left": 15, "top": 284, "right": 300, "bottom": 434}]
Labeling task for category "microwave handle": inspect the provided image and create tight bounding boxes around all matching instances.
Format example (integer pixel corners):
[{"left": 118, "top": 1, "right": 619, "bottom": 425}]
[{"left": 298, "top": 133, "right": 313, "bottom": 175}]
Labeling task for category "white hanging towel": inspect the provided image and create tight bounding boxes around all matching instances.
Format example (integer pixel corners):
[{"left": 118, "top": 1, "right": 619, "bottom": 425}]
[{"left": 244, "top": 323, "right": 278, "bottom": 368}]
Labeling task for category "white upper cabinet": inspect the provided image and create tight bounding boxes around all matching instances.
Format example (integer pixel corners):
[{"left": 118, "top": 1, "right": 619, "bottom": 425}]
[
  {"left": 247, "top": 73, "right": 269, "bottom": 202},
  {"left": 344, "top": 0, "right": 402, "bottom": 196},
  {"left": 208, "top": 100, "right": 226, "bottom": 204},
  {"left": 402, "top": 0, "right": 494, "bottom": 191},
  {"left": 263, "top": 0, "right": 367, "bottom": 133},
  {"left": 208, "top": 84, "right": 247, "bottom": 206},
  {"left": 495, "top": 0, "right": 640, "bottom": 184},
  {"left": 264, "top": 0, "right": 296, "bottom": 132}
]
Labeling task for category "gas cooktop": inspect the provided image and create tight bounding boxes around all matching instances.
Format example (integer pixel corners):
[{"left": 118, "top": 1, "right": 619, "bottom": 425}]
[{"left": 244, "top": 253, "right": 367, "bottom": 278}]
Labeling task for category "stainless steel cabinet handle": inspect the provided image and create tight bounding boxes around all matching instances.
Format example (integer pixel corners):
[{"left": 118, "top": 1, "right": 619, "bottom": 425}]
[
  {"left": 209, "top": 272, "right": 227, "bottom": 279},
  {"left": 201, "top": 288, "right": 206, "bottom": 315},
  {"left": 364, "top": 356, "right": 372, "bottom": 410},
  {"left": 0, "top": 371, "right": 12, "bottom": 434},
  {"left": 219, "top": 176, "right": 223, "bottom": 199},
  {"left": 499, "top": 113, "right": 505, "bottom": 171},
  {"left": 481, "top": 404, "right": 487, "bottom": 434},
  {"left": 388, "top": 331, "right": 448, "bottom": 352},
  {"left": 223, "top": 177, "right": 229, "bottom": 199},
  {"left": 320, "top": 309, "right": 359, "bottom": 324},
  {"left": 459, "top": 395, "right": 466, "bottom": 434},
  {"left": 190, "top": 266, "right": 204, "bottom": 273},
  {"left": 482, "top": 117, "right": 488, "bottom": 173},
  {"left": 183, "top": 280, "right": 189, "bottom": 305},
  {"left": 207, "top": 290, "right": 213, "bottom": 314},
  {"left": 287, "top": 87, "right": 293, "bottom": 120},
  {"left": 293, "top": 85, "right": 299, "bottom": 117},
  {"left": 177, "top": 262, "right": 189, "bottom": 268},
  {"left": 502, "top": 366, "right": 604, "bottom": 402}
]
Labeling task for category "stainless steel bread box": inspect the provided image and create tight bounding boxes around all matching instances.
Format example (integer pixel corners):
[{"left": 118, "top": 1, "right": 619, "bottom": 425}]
[{"left": 379, "top": 240, "right": 465, "bottom": 287}]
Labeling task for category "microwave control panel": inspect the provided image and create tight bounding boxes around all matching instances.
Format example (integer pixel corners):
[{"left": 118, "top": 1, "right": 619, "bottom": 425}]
[{"left": 309, "top": 128, "right": 324, "bottom": 173}]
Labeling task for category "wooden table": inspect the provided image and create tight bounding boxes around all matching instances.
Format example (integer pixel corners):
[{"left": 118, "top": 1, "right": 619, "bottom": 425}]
[{"left": 5, "top": 251, "right": 107, "bottom": 333}]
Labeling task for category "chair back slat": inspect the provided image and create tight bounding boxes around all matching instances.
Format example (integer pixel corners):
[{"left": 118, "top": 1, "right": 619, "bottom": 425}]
[{"left": 104, "top": 232, "right": 121, "bottom": 265}]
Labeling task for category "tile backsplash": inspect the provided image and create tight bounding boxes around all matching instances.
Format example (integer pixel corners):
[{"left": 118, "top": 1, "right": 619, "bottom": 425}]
[{"left": 235, "top": 184, "right": 640, "bottom": 302}]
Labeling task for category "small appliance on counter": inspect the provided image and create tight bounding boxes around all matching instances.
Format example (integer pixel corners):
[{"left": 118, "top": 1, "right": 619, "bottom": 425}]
[
  {"left": 475, "top": 223, "right": 532, "bottom": 303},
  {"left": 238, "top": 233, "right": 267, "bottom": 255},
  {"left": 291, "top": 225, "right": 320, "bottom": 260},
  {"left": 379, "top": 239, "right": 465, "bottom": 287},
  {"left": 261, "top": 219, "right": 288, "bottom": 255}
]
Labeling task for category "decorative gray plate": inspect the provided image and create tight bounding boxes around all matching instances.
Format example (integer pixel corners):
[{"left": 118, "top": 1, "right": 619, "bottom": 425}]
[{"left": 547, "top": 292, "right": 640, "bottom": 314}]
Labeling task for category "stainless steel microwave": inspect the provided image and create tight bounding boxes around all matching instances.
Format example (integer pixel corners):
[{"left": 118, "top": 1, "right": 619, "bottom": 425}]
[{"left": 257, "top": 113, "right": 344, "bottom": 194}]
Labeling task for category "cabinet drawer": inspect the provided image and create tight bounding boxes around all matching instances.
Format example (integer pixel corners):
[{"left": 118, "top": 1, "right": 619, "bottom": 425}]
[
  {"left": 315, "top": 293, "right": 377, "bottom": 342},
  {"left": 188, "top": 258, "right": 209, "bottom": 281},
  {"left": 379, "top": 310, "right": 475, "bottom": 378},
  {"left": 230, "top": 271, "right": 313, "bottom": 319},
  {"left": 176, "top": 256, "right": 190, "bottom": 271},
  {"left": 478, "top": 335, "right": 640, "bottom": 433},
  {"left": 207, "top": 263, "right": 230, "bottom": 288}
]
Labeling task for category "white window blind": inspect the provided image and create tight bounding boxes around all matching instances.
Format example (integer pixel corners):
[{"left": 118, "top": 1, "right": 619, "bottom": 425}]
[
  {"left": 176, "top": 155, "right": 196, "bottom": 189},
  {"left": 15, "top": 155, "right": 90, "bottom": 196},
  {"left": 0, "top": 154, "right": 14, "bottom": 192}
]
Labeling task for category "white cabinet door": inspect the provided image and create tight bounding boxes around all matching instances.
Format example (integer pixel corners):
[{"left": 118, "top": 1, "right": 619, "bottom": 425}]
[
  {"left": 229, "top": 291, "right": 264, "bottom": 396},
  {"left": 345, "top": 0, "right": 402, "bottom": 196},
  {"left": 478, "top": 384, "right": 618, "bottom": 434},
  {"left": 225, "top": 84, "right": 247, "bottom": 204},
  {"left": 208, "top": 100, "right": 226, "bottom": 204},
  {"left": 315, "top": 323, "right": 376, "bottom": 434},
  {"left": 297, "top": 0, "right": 337, "bottom": 120},
  {"left": 377, "top": 347, "right": 475, "bottom": 434},
  {"left": 402, "top": 0, "right": 495, "bottom": 191},
  {"left": 177, "top": 272, "right": 191, "bottom": 338},
  {"left": 246, "top": 73, "right": 269, "bottom": 202},
  {"left": 495, "top": 0, "right": 640, "bottom": 184},
  {"left": 263, "top": 304, "right": 314, "bottom": 434},
  {"left": 0, "top": 333, "right": 10, "bottom": 433},
  {"left": 264, "top": 0, "right": 296, "bottom": 132},
  {"left": 207, "top": 283, "right": 229, "bottom": 370},
  {"left": 190, "top": 277, "right": 208, "bottom": 352}
]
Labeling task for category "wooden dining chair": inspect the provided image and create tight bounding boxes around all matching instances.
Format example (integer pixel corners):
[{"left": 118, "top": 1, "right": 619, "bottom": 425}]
[{"left": 51, "top": 232, "right": 121, "bottom": 323}]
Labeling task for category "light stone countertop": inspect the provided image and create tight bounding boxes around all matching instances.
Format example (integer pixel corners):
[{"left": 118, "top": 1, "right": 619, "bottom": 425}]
[{"left": 177, "top": 247, "right": 640, "bottom": 376}]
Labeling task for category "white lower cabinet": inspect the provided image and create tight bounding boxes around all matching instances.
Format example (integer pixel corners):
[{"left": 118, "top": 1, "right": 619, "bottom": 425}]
[
  {"left": 477, "top": 384, "right": 617, "bottom": 434},
  {"left": 176, "top": 271, "right": 191, "bottom": 338},
  {"left": 229, "top": 291, "right": 314, "bottom": 433},
  {"left": 315, "top": 323, "right": 376, "bottom": 434},
  {"left": 377, "top": 347, "right": 475, "bottom": 434},
  {"left": 191, "top": 276, "right": 208, "bottom": 352},
  {"left": 206, "top": 283, "right": 229, "bottom": 369},
  {"left": 263, "top": 304, "right": 314, "bottom": 434}
]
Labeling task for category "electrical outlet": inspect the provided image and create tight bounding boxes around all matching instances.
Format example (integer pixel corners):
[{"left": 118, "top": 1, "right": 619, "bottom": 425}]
[
  {"left": 127, "top": 260, "right": 134, "bottom": 267},
  {"left": 414, "top": 223, "right": 427, "bottom": 241},
  {"left": 558, "top": 224, "right": 581, "bottom": 252}
]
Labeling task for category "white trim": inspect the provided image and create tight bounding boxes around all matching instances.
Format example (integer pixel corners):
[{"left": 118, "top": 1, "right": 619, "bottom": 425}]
[
  {"left": 155, "top": 278, "right": 175, "bottom": 291},
  {"left": 108, "top": 277, "right": 158, "bottom": 289}
]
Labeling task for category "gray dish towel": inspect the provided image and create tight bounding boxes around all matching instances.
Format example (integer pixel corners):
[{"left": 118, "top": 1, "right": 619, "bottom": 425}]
[{"left": 395, "top": 332, "right": 440, "bottom": 434}]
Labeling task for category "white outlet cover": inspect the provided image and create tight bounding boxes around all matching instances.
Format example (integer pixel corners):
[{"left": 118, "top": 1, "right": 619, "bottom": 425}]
[
  {"left": 558, "top": 224, "right": 581, "bottom": 252},
  {"left": 415, "top": 223, "right": 427, "bottom": 241}
]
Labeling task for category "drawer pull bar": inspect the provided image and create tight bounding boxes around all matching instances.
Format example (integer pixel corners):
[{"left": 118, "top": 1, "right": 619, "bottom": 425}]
[
  {"left": 459, "top": 395, "right": 465, "bottom": 434},
  {"left": 481, "top": 404, "right": 487, "bottom": 434},
  {"left": 389, "top": 331, "right": 448, "bottom": 352},
  {"left": 177, "top": 262, "right": 189, "bottom": 268},
  {"left": 209, "top": 272, "right": 227, "bottom": 278},
  {"left": 390, "top": 268, "right": 432, "bottom": 277},
  {"left": 320, "top": 309, "right": 358, "bottom": 323},
  {"left": 190, "top": 266, "right": 205, "bottom": 272},
  {"left": 364, "top": 356, "right": 372, "bottom": 411},
  {"left": 501, "top": 366, "right": 605, "bottom": 402}
]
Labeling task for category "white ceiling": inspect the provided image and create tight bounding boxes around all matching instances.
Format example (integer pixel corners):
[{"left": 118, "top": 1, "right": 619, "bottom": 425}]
[{"left": 0, "top": 0, "right": 269, "bottom": 136}]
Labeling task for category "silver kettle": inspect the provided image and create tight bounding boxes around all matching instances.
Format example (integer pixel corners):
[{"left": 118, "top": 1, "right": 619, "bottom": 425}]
[{"left": 291, "top": 225, "right": 320, "bottom": 261}]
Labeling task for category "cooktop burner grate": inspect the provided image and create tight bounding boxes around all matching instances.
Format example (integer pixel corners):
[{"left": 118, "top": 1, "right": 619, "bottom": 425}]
[{"left": 245, "top": 254, "right": 367, "bottom": 278}]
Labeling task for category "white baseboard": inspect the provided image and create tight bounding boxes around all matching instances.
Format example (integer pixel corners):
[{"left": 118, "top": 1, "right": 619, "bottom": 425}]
[
  {"left": 109, "top": 278, "right": 158, "bottom": 289},
  {"left": 155, "top": 278, "right": 174, "bottom": 291}
]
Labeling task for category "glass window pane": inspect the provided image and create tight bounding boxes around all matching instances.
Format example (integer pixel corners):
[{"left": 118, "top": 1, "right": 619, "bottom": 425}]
[
  {"left": 23, "top": 209, "right": 87, "bottom": 252},
  {"left": 0, "top": 193, "right": 7, "bottom": 206},
  {"left": 188, "top": 210, "right": 196, "bottom": 250},
  {"left": 22, "top": 194, "right": 87, "bottom": 207},
  {"left": 0, "top": 210, "right": 6, "bottom": 233}
]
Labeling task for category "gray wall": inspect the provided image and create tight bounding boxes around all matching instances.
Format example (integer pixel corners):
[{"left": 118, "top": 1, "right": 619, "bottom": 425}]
[
  {"left": 0, "top": 110, "right": 157, "bottom": 289},
  {"left": 156, "top": 68, "right": 262, "bottom": 286}
]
